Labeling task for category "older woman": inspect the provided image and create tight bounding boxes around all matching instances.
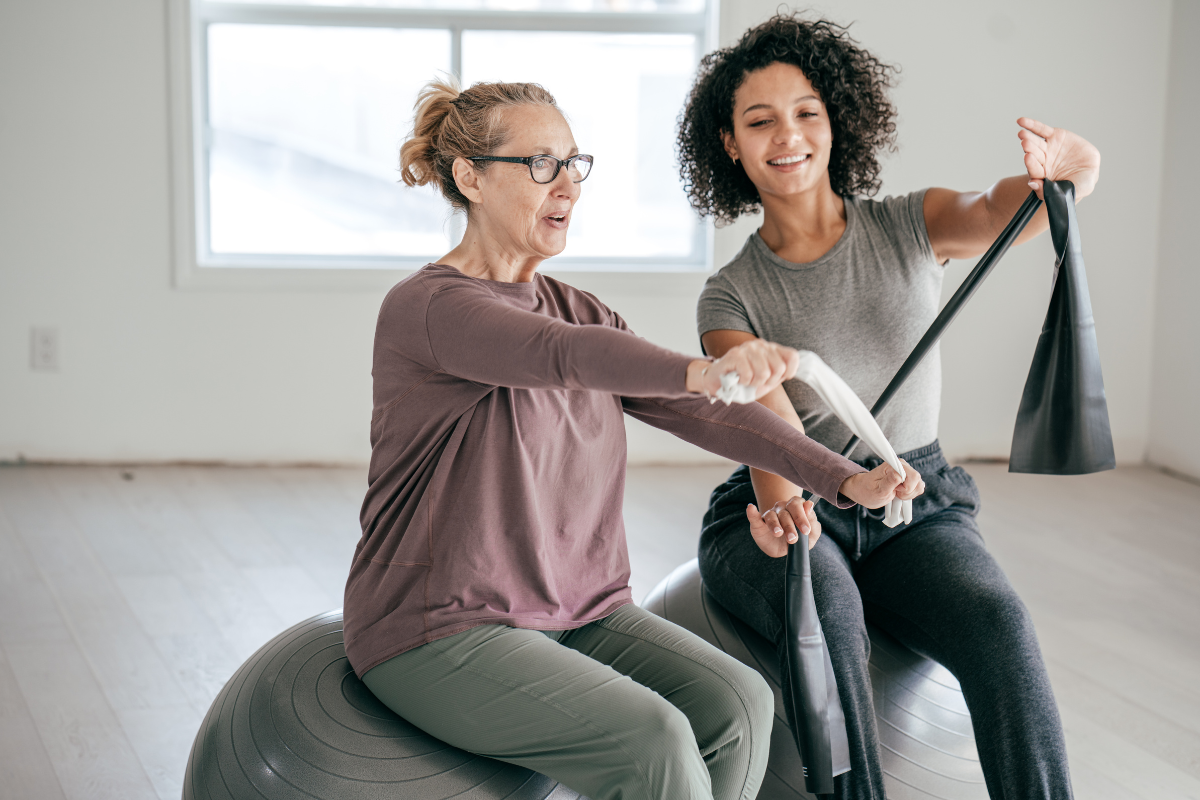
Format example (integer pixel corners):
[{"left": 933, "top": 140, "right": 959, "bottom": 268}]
[
  {"left": 343, "top": 78, "right": 922, "bottom": 800},
  {"left": 679, "top": 13, "right": 1100, "bottom": 800}
]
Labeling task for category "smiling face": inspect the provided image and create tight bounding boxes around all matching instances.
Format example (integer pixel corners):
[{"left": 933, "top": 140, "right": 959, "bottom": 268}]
[
  {"left": 722, "top": 61, "right": 834, "bottom": 202},
  {"left": 456, "top": 103, "right": 581, "bottom": 263}
]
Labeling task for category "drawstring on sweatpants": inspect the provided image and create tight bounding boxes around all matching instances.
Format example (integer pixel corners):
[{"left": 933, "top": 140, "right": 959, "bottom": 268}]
[
  {"left": 854, "top": 505, "right": 888, "bottom": 561},
  {"left": 854, "top": 505, "right": 864, "bottom": 560},
  {"left": 854, "top": 456, "right": 882, "bottom": 561}
]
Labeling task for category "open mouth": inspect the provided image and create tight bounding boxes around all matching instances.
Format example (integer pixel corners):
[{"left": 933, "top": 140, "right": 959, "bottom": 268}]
[
  {"left": 767, "top": 154, "right": 811, "bottom": 166},
  {"left": 543, "top": 212, "right": 569, "bottom": 227}
]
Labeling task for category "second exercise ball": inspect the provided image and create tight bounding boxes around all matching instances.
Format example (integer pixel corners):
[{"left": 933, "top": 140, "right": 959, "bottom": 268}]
[
  {"left": 643, "top": 560, "right": 987, "bottom": 800},
  {"left": 183, "top": 609, "right": 583, "bottom": 800}
]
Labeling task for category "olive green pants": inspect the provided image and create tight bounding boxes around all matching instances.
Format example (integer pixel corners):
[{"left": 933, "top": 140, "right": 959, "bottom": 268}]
[{"left": 362, "top": 603, "right": 774, "bottom": 800}]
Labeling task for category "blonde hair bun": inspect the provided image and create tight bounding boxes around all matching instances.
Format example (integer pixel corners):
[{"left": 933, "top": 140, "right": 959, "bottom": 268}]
[{"left": 399, "top": 77, "right": 559, "bottom": 211}]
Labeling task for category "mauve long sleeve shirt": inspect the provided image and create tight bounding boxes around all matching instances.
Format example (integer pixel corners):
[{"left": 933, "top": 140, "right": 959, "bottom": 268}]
[{"left": 344, "top": 264, "right": 865, "bottom": 676}]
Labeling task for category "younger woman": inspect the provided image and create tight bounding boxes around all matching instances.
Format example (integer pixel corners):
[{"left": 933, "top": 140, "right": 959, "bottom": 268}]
[{"left": 679, "top": 14, "right": 1099, "bottom": 799}]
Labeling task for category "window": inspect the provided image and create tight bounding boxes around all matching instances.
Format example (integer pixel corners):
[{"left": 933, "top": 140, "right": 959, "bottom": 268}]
[{"left": 169, "top": 0, "right": 716, "bottom": 286}]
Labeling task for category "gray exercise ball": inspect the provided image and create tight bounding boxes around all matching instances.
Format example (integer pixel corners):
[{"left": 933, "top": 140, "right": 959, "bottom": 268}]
[
  {"left": 643, "top": 560, "right": 987, "bottom": 800},
  {"left": 184, "top": 609, "right": 583, "bottom": 800}
]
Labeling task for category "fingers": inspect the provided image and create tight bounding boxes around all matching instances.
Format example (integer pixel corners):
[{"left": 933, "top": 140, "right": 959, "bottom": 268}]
[
  {"left": 1017, "top": 116, "right": 1055, "bottom": 139},
  {"left": 747, "top": 502, "right": 790, "bottom": 542},
  {"left": 770, "top": 502, "right": 800, "bottom": 545},
  {"left": 878, "top": 462, "right": 904, "bottom": 490},
  {"left": 865, "top": 463, "right": 903, "bottom": 508},
  {"left": 1019, "top": 133, "right": 1047, "bottom": 166},
  {"left": 746, "top": 503, "right": 789, "bottom": 558},
  {"left": 894, "top": 477, "right": 925, "bottom": 501},
  {"left": 783, "top": 497, "right": 811, "bottom": 537},
  {"left": 781, "top": 348, "right": 802, "bottom": 382},
  {"left": 762, "top": 506, "right": 788, "bottom": 543},
  {"left": 893, "top": 460, "right": 926, "bottom": 501},
  {"left": 1018, "top": 119, "right": 1051, "bottom": 199},
  {"left": 739, "top": 346, "right": 771, "bottom": 387},
  {"left": 788, "top": 497, "right": 822, "bottom": 550},
  {"left": 717, "top": 340, "right": 799, "bottom": 396}
]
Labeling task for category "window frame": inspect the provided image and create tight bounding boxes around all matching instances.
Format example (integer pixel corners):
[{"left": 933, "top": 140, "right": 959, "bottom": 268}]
[{"left": 167, "top": 0, "right": 718, "bottom": 290}]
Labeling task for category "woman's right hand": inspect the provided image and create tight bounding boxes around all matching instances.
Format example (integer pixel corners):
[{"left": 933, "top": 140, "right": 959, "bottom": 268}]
[
  {"left": 838, "top": 460, "right": 924, "bottom": 509},
  {"left": 687, "top": 339, "right": 801, "bottom": 399}
]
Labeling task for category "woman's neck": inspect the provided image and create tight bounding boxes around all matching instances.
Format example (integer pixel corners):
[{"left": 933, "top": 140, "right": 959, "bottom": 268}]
[
  {"left": 439, "top": 220, "right": 542, "bottom": 283},
  {"left": 757, "top": 182, "right": 847, "bottom": 264}
]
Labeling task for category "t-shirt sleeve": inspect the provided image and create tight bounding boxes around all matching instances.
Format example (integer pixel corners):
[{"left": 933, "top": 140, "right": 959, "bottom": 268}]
[
  {"left": 424, "top": 282, "right": 695, "bottom": 398},
  {"left": 696, "top": 273, "right": 757, "bottom": 348},
  {"left": 878, "top": 188, "right": 939, "bottom": 267}
]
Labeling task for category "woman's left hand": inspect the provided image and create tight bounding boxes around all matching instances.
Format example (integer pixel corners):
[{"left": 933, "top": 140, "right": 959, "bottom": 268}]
[{"left": 1017, "top": 117, "right": 1100, "bottom": 201}]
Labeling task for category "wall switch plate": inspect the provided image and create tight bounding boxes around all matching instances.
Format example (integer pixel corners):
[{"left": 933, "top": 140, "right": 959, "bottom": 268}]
[{"left": 30, "top": 327, "right": 59, "bottom": 371}]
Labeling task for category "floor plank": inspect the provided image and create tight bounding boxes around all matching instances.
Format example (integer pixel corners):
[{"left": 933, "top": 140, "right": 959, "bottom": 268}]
[
  {"left": 0, "top": 470, "right": 188, "bottom": 713},
  {"left": 5, "top": 639, "right": 158, "bottom": 800},
  {"left": 0, "top": 646, "right": 66, "bottom": 800},
  {"left": 115, "top": 704, "right": 203, "bottom": 800}
]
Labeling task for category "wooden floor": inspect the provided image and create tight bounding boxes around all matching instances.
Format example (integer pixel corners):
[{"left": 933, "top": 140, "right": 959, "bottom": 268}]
[{"left": 0, "top": 463, "right": 1197, "bottom": 799}]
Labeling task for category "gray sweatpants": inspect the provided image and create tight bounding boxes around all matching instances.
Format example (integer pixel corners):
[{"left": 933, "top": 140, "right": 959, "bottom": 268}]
[
  {"left": 362, "top": 602, "right": 775, "bottom": 800},
  {"left": 699, "top": 442, "right": 1073, "bottom": 800}
]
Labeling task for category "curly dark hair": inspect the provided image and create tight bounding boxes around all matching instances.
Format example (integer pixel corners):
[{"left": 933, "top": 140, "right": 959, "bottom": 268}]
[{"left": 677, "top": 13, "right": 899, "bottom": 224}]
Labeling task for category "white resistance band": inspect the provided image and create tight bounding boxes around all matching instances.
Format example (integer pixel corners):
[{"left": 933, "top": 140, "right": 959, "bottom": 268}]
[{"left": 711, "top": 352, "right": 912, "bottom": 528}]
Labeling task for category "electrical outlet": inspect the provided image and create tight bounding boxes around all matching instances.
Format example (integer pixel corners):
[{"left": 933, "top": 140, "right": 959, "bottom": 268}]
[{"left": 30, "top": 327, "right": 59, "bottom": 371}]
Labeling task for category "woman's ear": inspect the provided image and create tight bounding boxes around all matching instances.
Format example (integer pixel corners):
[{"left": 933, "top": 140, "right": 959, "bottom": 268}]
[
  {"left": 452, "top": 157, "right": 484, "bottom": 205},
  {"left": 721, "top": 130, "right": 739, "bottom": 164}
]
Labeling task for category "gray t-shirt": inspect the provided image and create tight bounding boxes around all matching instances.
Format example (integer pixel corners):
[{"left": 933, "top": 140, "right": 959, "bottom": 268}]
[{"left": 697, "top": 190, "right": 944, "bottom": 460}]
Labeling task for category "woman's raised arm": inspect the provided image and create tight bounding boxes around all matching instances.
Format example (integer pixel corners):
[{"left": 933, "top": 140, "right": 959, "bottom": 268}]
[{"left": 923, "top": 118, "right": 1100, "bottom": 263}]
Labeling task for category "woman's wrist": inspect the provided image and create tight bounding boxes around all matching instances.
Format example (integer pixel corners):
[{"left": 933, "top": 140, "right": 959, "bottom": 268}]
[
  {"left": 750, "top": 466, "right": 805, "bottom": 507},
  {"left": 685, "top": 358, "right": 713, "bottom": 394}
]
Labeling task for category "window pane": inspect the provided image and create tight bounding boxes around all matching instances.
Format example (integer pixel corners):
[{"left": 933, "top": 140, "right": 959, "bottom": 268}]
[
  {"left": 211, "top": 0, "right": 704, "bottom": 13},
  {"left": 207, "top": 24, "right": 451, "bottom": 258},
  {"left": 463, "top": 31, "right": 699, "bottom": 261}
]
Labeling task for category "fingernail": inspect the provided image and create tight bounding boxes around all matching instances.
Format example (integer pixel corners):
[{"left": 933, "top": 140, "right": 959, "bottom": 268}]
[
  {"left": 801, "top": 525, "right": 810, "bottom": 535},
  {"left": 774, "top": 527, "right": 783, "bottom": 536},
  {"left": 788, "top": 533, "right": 798, "bottom": 543}
]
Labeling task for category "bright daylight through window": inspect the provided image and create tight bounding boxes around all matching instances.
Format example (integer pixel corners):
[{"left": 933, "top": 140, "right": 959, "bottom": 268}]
[{"left": 186, "top": 0, "right": 713, "bottom": 273}]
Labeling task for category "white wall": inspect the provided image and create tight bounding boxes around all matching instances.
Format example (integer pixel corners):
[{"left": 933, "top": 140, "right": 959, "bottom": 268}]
[
  {"left": 1147, "top": 0, "right": 1200, "bottom": 480},
  {"left": 0, "top": 0, "right": 1174, "bottom": 466}
]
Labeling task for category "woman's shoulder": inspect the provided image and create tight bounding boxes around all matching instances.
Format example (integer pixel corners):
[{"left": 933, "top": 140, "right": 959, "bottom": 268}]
[
  {"left": 705, "top": 234, "right": 768, "bottom": 286},
  {"left": 382, "top": 263, "right": 474, "bottom": 308},
  {"left": 847, "top": 189, "right": 928, "bottom": 230},
  {"left": 846, "top": 189, "right": 935, "bottom": 263},
  {"left": 535, "top": 273, "right": 619, "bottom": 327}
]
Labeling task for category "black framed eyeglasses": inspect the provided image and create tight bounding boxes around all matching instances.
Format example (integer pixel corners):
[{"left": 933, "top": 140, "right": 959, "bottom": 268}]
[{"left": 468, "top": 153, "right": 594, "bottom": 184}]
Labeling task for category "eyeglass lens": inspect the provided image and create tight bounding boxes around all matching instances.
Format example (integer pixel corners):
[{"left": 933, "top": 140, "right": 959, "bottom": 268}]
[{"left": 530, "top": 155, "right": 593, "bottom": 184}]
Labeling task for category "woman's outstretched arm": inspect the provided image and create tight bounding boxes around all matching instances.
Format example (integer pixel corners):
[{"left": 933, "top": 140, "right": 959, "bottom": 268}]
[
  {"left": 923, "top": 118, "right": 1100, "bottom": 263},
  {"left": 425, "top": 278, "right": 801, "bottom": 400},
  {"left": 424, "top": 281, "right": 700, "bottom": 397}
]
